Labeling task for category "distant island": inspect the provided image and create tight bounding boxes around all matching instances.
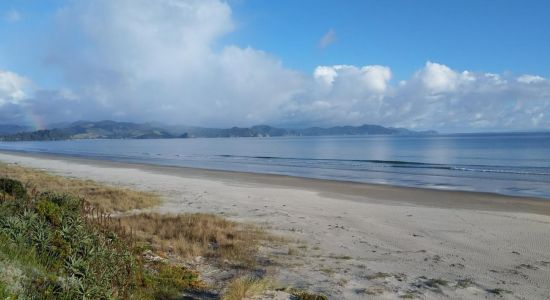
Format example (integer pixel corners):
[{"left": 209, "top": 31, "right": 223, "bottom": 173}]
[{"left": 0, "top": 120, "right": 437, "bottom": 141}]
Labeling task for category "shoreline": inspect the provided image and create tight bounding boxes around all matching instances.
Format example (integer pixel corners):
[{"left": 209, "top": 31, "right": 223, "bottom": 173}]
[
  {"left": 2, "top": 150, "right": 550, "bottom": 299},
  {"left": 1, "top": 149, "right": 550, "bottom": 216}
]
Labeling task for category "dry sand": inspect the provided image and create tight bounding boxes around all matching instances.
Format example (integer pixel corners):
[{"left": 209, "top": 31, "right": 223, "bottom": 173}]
[{"left": 1, "top": 151, "right": 549, "bottom": 299}]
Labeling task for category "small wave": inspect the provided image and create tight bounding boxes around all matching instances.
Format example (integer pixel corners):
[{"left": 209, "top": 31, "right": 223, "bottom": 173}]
[
  {"left": 217, "top": 154, "right": 436, "bottom": 166},
  {"left": 451, "top": 167, "right": 550, "bottom": 176},
  {"left": 215, "top": 154, "right": 550, "bottom": 176}
]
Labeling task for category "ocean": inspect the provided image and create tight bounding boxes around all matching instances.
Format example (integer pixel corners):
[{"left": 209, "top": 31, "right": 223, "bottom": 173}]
[{"left": 1, "top": 132, "right": 549, "bottom": 199}]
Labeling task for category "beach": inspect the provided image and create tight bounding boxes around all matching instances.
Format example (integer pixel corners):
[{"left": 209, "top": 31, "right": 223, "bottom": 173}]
[{"left": 1, "top": 151, "right": 549, "bottom": 299}]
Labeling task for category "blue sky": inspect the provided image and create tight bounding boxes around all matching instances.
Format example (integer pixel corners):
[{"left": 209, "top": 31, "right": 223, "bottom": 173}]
[
  {"left": 228, "top": 0, "right": 550, "bottom": 80},
  {"left": 229, "top": 0, "right": 550, "bottom": 79},
  {"left": 0, "top": 0, "right": 549, "bottom": 132},
  {"left": 2, "top": 0, "right": 550, "bottom": 87}
]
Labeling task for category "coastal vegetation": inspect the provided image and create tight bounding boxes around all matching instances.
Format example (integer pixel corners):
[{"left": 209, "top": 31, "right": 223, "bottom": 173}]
[
  {"left": 0, "top": 180, "right": 203, "bottom": 299},
  {"left": 0, "top": 162, "right": 326, "bottom": 299},
  {"left": 117, "top": 213, "right": 275, "bottom": 267},
  {"left": 1, "top": 162, "right": 160, "bottom": 212}
]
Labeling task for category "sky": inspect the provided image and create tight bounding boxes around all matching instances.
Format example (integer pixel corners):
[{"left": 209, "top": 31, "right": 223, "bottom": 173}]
[{"left": 0, "top": 0, "right": 549, "bottom": 132}]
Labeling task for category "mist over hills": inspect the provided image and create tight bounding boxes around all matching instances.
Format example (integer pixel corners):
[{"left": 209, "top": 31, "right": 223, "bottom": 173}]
[
  {"left": 0, "top": 120, "right": 437, "bottom": 141},
  {"left": 0, "top": 124, "right": 32, "bottom": 135}
]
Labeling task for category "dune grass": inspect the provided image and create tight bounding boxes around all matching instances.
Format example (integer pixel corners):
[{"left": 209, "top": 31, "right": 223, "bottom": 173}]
[
  {"left": 117, "top": 212, "right": 277, "bottom": 267},
  {"left": 222, "top": 276, "right": 271, "bottom": 300},
  {"left": 0, "top": 182, "right": 204, "bottom": 299},
  {"left": 220, "top": 277, "right": 330, "bottom": 300},
  {"left": 0, "top": 162, "right": 160, "bottom": 212},
  {"left": 0, "top": 164, "right": 277, "bottom": 267},
  {"left": 0, "top": 163, "right": 279, "bottom": 268}
]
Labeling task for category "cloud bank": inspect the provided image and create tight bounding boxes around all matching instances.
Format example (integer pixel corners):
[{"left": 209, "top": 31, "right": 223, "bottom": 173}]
[{"left": 1, "top": 0, "right": 549, "bottom": 132}]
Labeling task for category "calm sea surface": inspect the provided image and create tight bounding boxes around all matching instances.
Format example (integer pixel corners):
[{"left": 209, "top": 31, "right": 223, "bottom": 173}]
[{"left": 1, "top": 133, "right": 550, "bottom": 199}]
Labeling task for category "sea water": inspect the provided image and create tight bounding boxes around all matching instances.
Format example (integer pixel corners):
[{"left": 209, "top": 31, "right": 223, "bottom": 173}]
[{"left": 1, "top": 133, "right": 549, "bottom": 199}]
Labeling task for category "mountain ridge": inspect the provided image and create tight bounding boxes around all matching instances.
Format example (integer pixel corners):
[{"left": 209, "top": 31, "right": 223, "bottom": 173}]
[
  {"left": 0, "top": 120, "right": 437, "bottom": 141},
  {"left": 0, "top": 124, "right": 32, "bottom": 135}
]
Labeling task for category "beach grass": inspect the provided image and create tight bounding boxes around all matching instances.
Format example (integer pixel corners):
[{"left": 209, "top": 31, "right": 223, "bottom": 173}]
[
  {"left": 280, "top": 288, "right": 329, "bottom": 300},
  {"left": 116, "top": 212, "right": 277, "bottom": 267},
  {"left": 222, "top": 276, "right": 271, "bottom": 300},
  {"left": 0, "top": 162, "right": 160, "bottom": 212}
]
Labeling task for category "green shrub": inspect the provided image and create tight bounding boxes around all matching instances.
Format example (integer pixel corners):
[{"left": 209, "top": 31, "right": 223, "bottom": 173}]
[
  {"left": 0, "top": 280, "right": 13, "bottom": 299},
  {"left": 0, "top": 178, "right": 26, "bottom": 199},
  {"left": 36, "top": 199, "right": 63, "bottom": 226},
  {"left": 147, "top": 261, "right": 204, "bottom": 299},
  {"left": 39, "top": 192, "right": 82, "bottom": 212}
]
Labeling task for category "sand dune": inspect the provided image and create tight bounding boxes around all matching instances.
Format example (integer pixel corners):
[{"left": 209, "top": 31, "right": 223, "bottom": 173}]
[{"left": 1, "top": 151, "right": 549, "bottom": 299}]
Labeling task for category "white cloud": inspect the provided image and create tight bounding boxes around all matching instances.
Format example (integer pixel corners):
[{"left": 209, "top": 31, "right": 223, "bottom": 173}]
[
  {"left": 3, "top": 9, "right": 21, "bottom": 23},
  {"left": 37, "top": 0, "right": 304, "bottom": 126},
  {"left": 1, "top": 0, "right": 550, "bottom": 132},
  {"left": 318, "top": 28, "right": 336, "bottom": 49},
  {"left": 314, "top": 66, "right": 338, "bottom": 86},
  {"left": 314, "top": 65, "right": 391, "bottom": 93},
  {"left": 360, "top": 65, "right": 392, "bottom": 93},
  {"left": 0, "top": 70, "right": 30, "bottom": 107},
  {"left": 284, "top": 62, "right": 550, "bottom": 130},
  {"left": 517, "top": 74, "right": 545, "bottom": 84},
  {"left": 414, "top": 61, "right": 474, "bottom": 94}
]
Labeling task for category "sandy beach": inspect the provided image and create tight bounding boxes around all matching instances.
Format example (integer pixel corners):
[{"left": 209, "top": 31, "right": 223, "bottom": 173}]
[{"left": 1, "top": 150, "right": 549, "bottom": 299}]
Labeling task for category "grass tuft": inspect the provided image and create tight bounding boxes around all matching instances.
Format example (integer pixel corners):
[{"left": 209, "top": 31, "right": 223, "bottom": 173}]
[
  {"left": 424, "top": 278, "right": 449, "bottom": 288},
  {"left": 116, "top": 212, "right": 276, "bottom": 267},
  {"left": 366, "top": 272, "right": 391, "bottom": 280},
  {"left": 330, "top": 254, "right": 352, "bottom": 260},
  {"left": 222, "top": 276, "right": 270, "bottom": 300},
  {"left": 456, "top": 278, "right": 475, "bottom": 288},
  {"left": 276, "top": 287, "right": 328, "bottom": 300},
  {"left": 487, "top": 288, "right": 512, "bottom": 295}
]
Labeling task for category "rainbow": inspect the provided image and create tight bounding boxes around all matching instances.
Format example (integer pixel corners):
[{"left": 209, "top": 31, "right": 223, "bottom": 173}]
[{"left": 23, "top": 110, "right": 47, "bottom": 131}]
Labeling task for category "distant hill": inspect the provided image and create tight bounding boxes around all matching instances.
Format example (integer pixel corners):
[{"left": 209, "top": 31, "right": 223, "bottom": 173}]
[
  {"left": 163, "top": 125, "right": 291, "bottom": 138},
  {"left": 0, "top": 120, "right": 436, "bottom": 141},
  {"left": 0, "top": 121, "right": 183, "bottom": 141},
  {"left": 0, "top": 124, "right": 31, "bottom": 135},
  {"left": 292, "top": 124, "right": 436, "bottom": 136},
  {"left": 165, "top": 124, "right": 436, "bottom": 138}
]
